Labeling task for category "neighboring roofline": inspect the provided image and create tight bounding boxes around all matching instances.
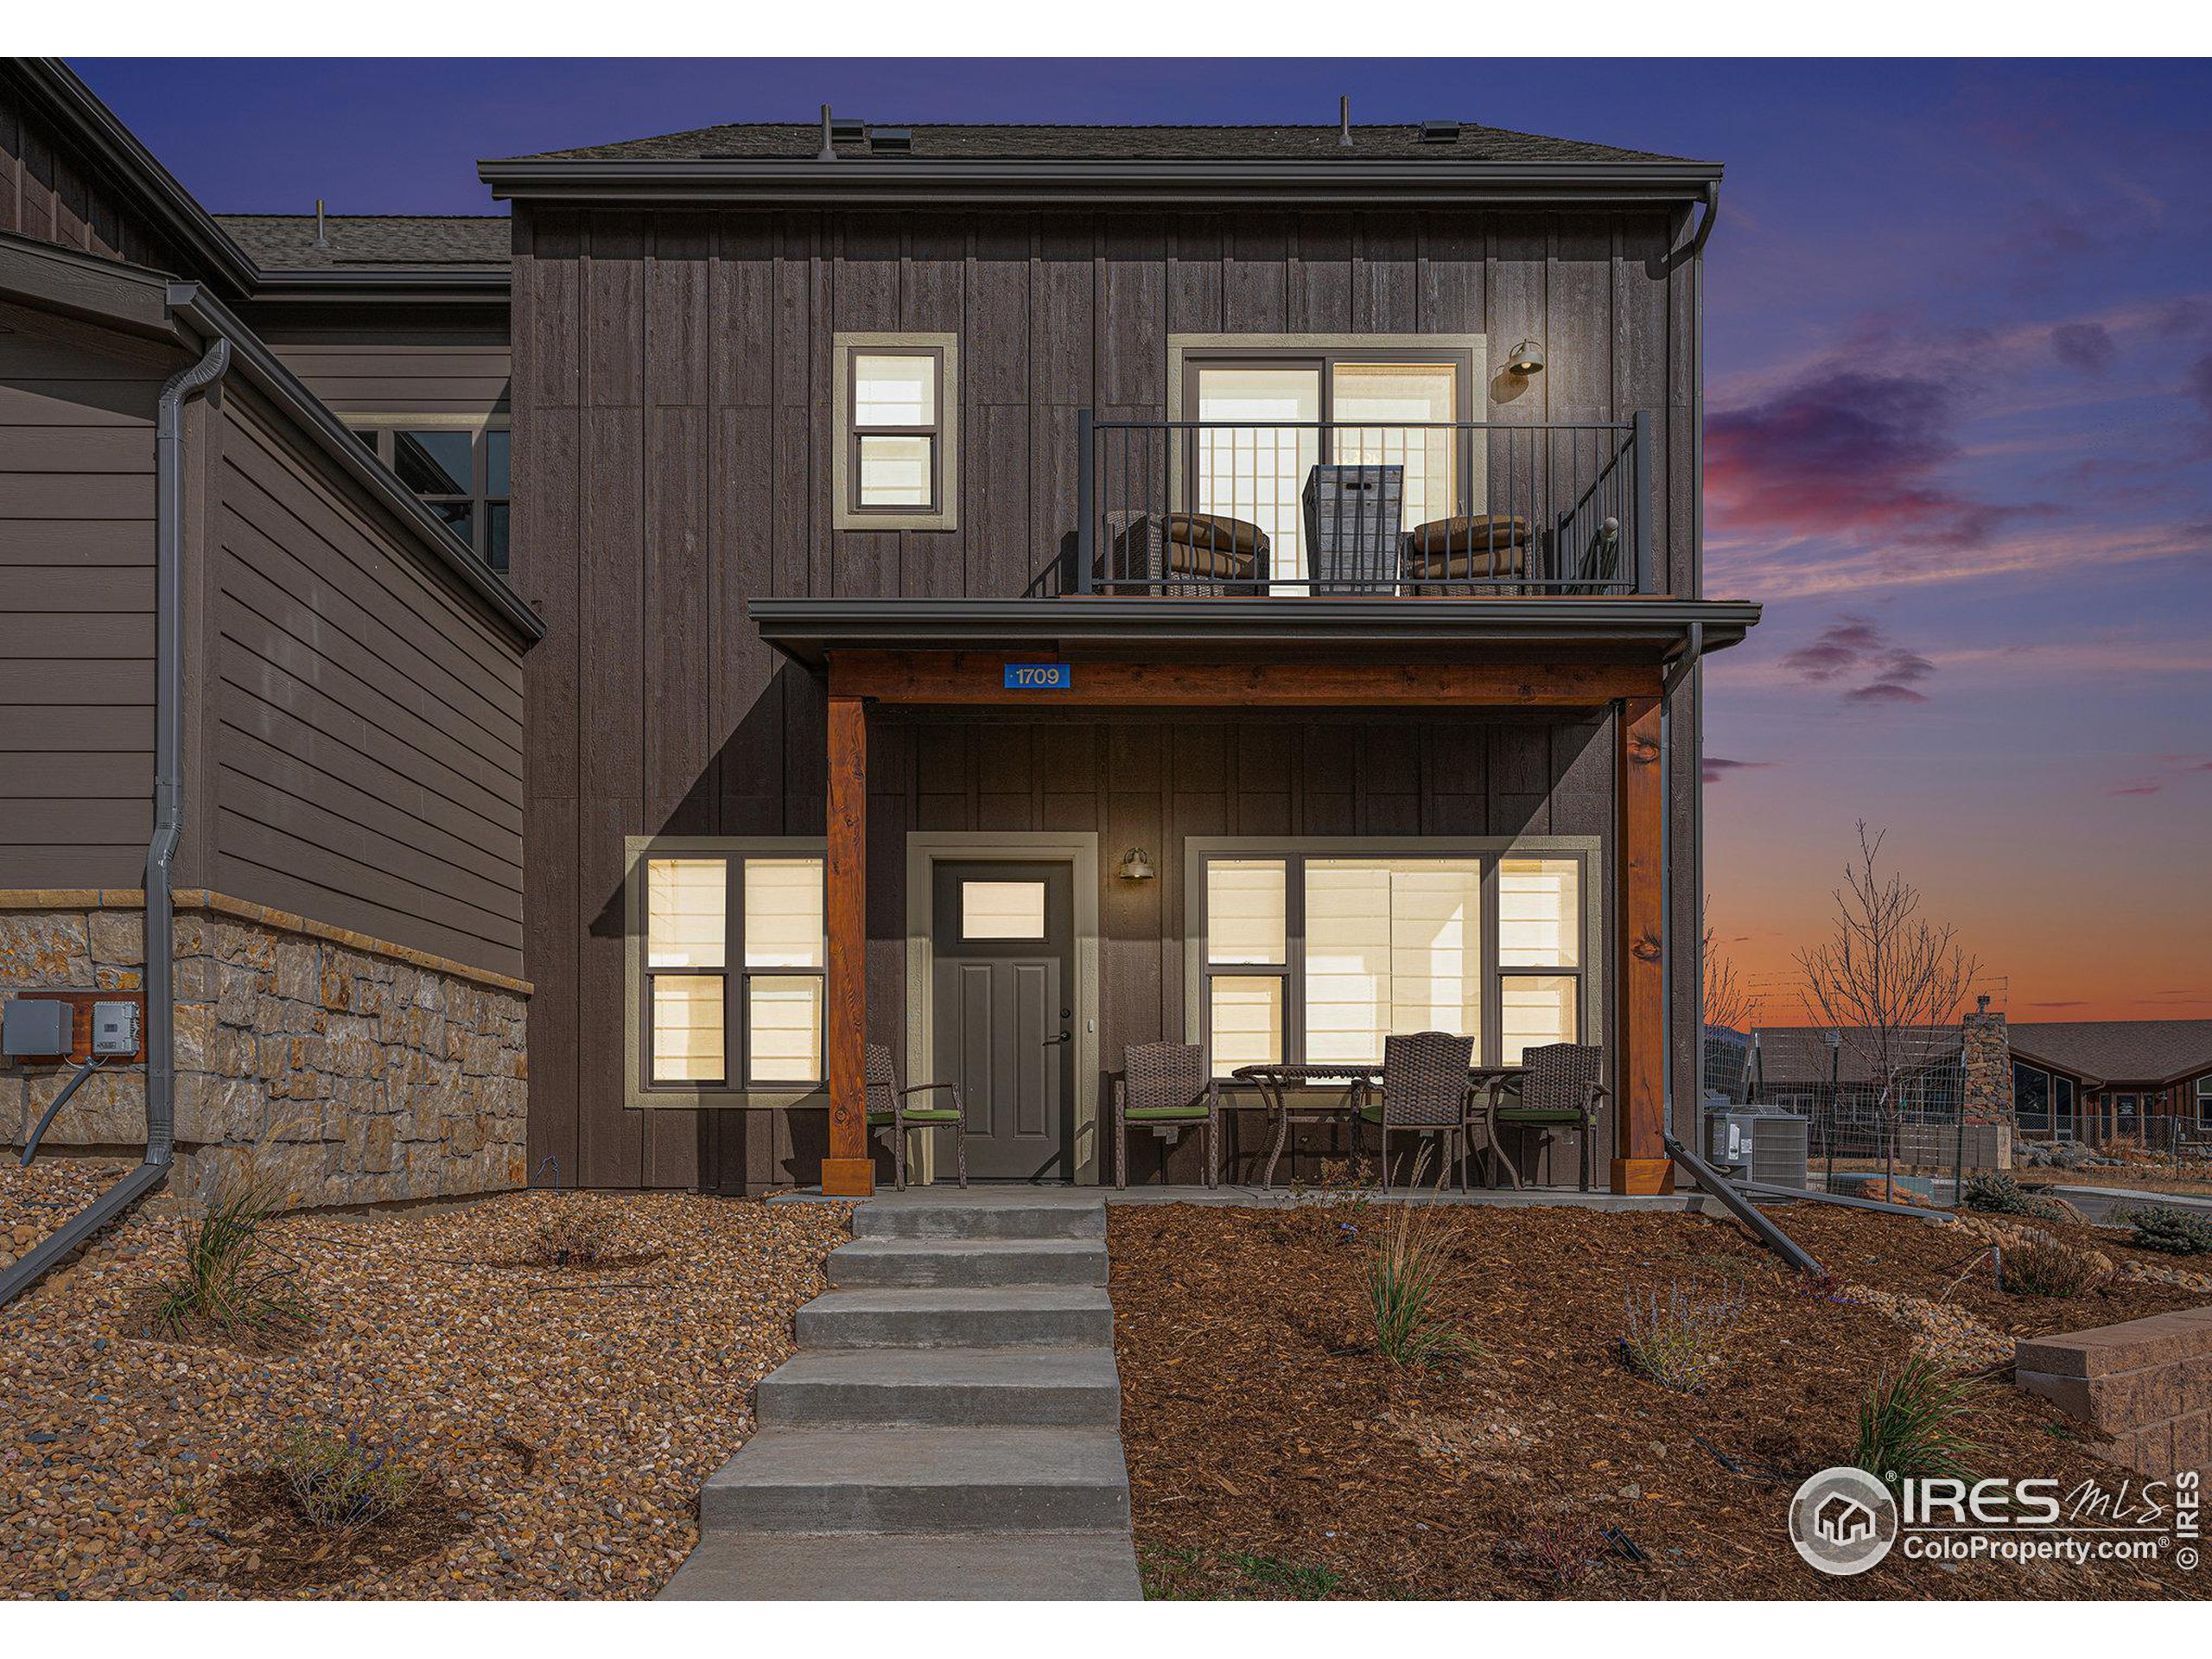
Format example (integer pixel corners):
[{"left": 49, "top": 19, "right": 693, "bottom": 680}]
[
  {"left": 2006, "top": 1036, "right": 2212, "bottom": 1092},
  {"left": 480, "top": 156, "right": 1725, "bottom": 208},
  {"left": 243, "top": 269, "right": 513, "bottom": 307},
  {"left": 751, "top": 596, "right": 1758, "bottom": 670},
  {"left": 162, "top": 282, "right": 543, "bottom": 645}
]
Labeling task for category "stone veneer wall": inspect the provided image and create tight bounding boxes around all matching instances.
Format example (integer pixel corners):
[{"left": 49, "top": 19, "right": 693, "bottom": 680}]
[
  {"left": 0, "top": 891, "right": 527, "bottom": 1210},
  {"left": 1961, "top": 1009, "right": 2015, "bottom": 1127}
]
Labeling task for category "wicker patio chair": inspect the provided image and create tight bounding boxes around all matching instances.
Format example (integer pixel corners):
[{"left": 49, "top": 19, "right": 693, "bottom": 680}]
[
  {"left": 1101, "top": 509, "right": 1268, "bottom": 596},
  {"left": 1491, "top": 1042, "right": 1606, "bottom": 1192},
  {"left": 1356, "top": 1032, "right": 1478, "bottom": 1193},
  {"left": 1113, "top": 1041, "right": 1221, "bottom": 1189},
  {"left": 865, "top": 1042, "right": 968, "bottom": 1192}
]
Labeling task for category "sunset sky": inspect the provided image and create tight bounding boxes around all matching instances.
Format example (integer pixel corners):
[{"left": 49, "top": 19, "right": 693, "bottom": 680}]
[{"left": 76, "top": 57, "right": 2212, "bottom": 1023}]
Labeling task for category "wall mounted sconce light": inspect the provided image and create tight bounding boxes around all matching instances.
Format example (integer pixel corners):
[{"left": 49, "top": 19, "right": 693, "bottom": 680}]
[
  {"left": 1117, "top": 847, "right": 1156, "bottom": 881},
  {"left": 1505, "top": 339, "right": 1546, "bottom": 377}
]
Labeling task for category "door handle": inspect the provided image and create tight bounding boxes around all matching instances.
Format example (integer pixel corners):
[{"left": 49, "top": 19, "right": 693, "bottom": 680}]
[{"left": 1043, "top": 1032, "right": 1073, "bottom": 1047}]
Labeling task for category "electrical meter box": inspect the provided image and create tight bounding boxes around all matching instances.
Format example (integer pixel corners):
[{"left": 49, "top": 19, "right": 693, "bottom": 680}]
[
  {"left": 2, "top": 997, "right": 71, "bottom": 1058},
  {"left": 92, "top": 1000, "right": 142, "bottom": 1057}
]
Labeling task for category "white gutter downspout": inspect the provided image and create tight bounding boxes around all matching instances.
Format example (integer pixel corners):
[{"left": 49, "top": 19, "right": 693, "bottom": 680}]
[{"left": 0, "top": 335, "right": 230, "bottom": 1307}]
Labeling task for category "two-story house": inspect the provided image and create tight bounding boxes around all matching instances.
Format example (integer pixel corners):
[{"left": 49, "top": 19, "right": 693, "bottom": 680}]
[{"left": 479, "top": 114, "right": 1756, "bottom": 1198}]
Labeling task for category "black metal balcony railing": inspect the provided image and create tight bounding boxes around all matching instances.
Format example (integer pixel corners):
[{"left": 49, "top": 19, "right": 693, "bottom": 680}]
[{"left": 1074, "top": 413, "right": 1653, "bottom": 598}]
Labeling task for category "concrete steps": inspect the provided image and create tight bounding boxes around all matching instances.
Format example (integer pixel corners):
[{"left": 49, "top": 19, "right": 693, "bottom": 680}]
[
  {"left": 661, "top": 1186, "right": 1141, "bottom": 1601},
  {"left": 797, "top": 1286, "right": 1114, "bottom": 1349}
]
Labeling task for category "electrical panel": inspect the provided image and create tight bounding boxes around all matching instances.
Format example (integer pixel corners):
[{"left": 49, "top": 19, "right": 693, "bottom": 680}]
[
  {"left": 92, "top": 1000, "right": 142, "bottom": 1057},
  {"left": 2, "top": 998, "right": 71, "bottom": 1058}
]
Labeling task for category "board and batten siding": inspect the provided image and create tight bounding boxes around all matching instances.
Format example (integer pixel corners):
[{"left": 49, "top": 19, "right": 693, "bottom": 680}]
[
  {"left": 0, "top": 303, "right": 164, "bottom": 888},
  {"left": 204, "top": 380, "right": 526, "bottom": 979},
  {"left": 0, "top": 73, "right": 192, "bottom": 276},
  {"left": 511, "top": 204, "right": 1703, "bottom": 1192}
]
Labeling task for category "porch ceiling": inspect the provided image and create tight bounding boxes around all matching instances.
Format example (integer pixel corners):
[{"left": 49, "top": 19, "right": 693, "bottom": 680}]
[{"left": 752, "top": 596, "right": 1760, "bottom": 671}]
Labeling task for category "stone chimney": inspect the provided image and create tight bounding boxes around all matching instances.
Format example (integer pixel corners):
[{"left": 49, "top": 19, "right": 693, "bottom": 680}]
[{"left": 1960, "top": 997, "right": 2015, "bottom": 1169}]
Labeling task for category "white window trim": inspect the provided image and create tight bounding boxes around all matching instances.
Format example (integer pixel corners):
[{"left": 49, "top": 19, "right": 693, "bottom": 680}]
[
  {"left": 1180, "top": 835, "right": 1600, "bottom": 1079},
  {"left": 623, "top": 835, "right": 828, "bottom": 1109},
  {"left": 832, "top": 332, "right": 960, "bottom": 531}
]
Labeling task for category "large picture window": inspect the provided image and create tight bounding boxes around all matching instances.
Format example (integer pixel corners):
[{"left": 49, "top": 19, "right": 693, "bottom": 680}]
[
  {"left": 1192, "top": 843, "right": 1590, "bottom": 1077},
  {"left": 626, "top": 840, "right": 826, "bottom": 1103}
]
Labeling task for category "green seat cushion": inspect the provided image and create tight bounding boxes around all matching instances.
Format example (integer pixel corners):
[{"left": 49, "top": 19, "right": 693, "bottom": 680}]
[
  {"left": 1496, "top": 1108, "right": 1586, "bottom": 1125},
  {"left": 868, "top": 1108, "right": 963, "bottom": 1125},
  {"left": 1124, "top": 1105, "right": 1210, "bottom": 1122}
]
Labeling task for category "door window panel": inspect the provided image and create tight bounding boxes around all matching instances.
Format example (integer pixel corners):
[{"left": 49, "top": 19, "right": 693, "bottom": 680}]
[
  {"left": 962, "top": 880, "right": 1047, "bottom": 940},
  {"left": 1194, "top": 363, "right": 1321, "bottom": 582}
]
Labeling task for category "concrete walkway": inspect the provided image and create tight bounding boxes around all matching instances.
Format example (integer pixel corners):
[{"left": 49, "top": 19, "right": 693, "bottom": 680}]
[{"left": 660, "top": 1189, "right": 1141, "bottom": 1601}]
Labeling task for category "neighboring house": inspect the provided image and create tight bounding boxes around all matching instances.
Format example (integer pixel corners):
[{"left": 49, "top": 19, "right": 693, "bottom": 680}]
[
  {"left": 0, "top": 59, "right": 538, "bottom": 1215},
  {"left": 2007, "top": 1020, "right": 2212, "bottom": 1145},
  {"left": 480, "top": 111, "right": 1750, "bottom": 1197},
  {"left": 4, "top": 60, "right": 1757, "bottom": 1211}
]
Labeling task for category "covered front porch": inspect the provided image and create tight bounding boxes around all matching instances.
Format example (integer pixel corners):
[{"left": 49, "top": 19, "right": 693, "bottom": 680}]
[{"left": 754, "top": 596, "right": 1755, "bottom": 1200}]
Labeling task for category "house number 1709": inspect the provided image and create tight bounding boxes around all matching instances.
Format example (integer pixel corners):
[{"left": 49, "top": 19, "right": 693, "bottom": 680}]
[{"left": 1003, "top": 664, "right": 1072, "bottom": 690}]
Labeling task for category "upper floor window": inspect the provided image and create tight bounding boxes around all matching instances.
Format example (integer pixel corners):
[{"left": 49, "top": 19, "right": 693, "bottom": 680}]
[
  {"left": 833, "top": 334, "right": 960, "bottom": 531},
  {"left": 350, "top": 423, "right": 512, "bottom": 573}
]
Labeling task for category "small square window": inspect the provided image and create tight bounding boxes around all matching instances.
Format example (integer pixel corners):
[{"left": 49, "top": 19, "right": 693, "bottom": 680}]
[
  {"left": 962, "top": 880, "right": 1046, "bottom": 940},
  {"left": 857, "top": 435, "right": 935, "bottom": 508}
]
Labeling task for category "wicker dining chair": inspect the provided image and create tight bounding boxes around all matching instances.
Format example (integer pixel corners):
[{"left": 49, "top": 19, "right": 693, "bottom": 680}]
[
  {"left": 865, "top": 1043, "right": 968, "bottom": 1192},
  {"left": 1356, "top": 1032, "right": 1479, "bottom": 1193},
  {"left": 1113, "top": 1042, "right": 1221, "bottom": 1188},
  {"left": 1491, "top": 1042, "right": 1606, "bottom": 1192}
]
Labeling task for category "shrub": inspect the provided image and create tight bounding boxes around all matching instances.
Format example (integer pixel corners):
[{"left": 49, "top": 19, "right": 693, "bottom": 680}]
[
  {"left": 1853, "top": 1351, "right": 1982, "bottom": 1491},
  {"left": 1365, "top": 1154, "right": 1478, "bottom": 1370},
  {"left": 1618, "top": 1279, "right": 1744, "bottom": 1394},
  {"left": 152, "top": 1166, "right": 310, "bottom": 1338},
  {"left": 273, "top": 1422, "right": 423, "bottom": 1529},
  {"left": 529, "top": 1200, "right": 624, "bottom": 1268},
  {"left": 2131, "top": 1205, "right": 2212, "bottom": 1256},
  {"left": 1997, "top": 1229, "right": 2111, "bottom": 1298},
  {"left": 1961, "top": 1172, "right": 2075, "bottom": 1223}
]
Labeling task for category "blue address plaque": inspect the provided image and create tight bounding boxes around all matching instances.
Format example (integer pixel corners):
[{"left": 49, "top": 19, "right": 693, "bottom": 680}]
[{"left": 1003, "top": 663, "right": 1072, "bottom": 690}]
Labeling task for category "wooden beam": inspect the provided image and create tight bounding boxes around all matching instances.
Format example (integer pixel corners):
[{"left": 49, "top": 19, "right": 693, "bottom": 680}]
[
  {"left": 829, "top": 652, "right": 1659, "bottom": 709},
  {"left": 821, "top": 692, "right": 874, "bottom": 1198},
  {"left": 1611, "top": 694, "right": 1672, "bottom": 1196}
]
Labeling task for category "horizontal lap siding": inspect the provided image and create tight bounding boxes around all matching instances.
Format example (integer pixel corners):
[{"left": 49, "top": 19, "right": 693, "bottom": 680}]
[
  {"left": 0, "top": 322, "right": 162, "bottom": 888},
  {"left": 209, "top": 386, "right": 525, "bottom": 977},
  {"left": 259, "top": 340, "right": 514, "bottom": 422},
  {"left": 516, "top": 202, "right": 1694, "bottom": 1191}
]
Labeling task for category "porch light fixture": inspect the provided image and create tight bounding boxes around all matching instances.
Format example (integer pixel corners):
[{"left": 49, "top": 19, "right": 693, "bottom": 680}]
[
  {"left": 1117, "top": 848, "right": 1156, "bottom": 881},
  {"left": 1505, "top": 339, "right": 1546, "bottom": 377}
]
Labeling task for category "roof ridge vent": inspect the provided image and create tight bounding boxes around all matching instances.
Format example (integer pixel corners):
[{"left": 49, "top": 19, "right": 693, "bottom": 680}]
[
  {"left": 867, "top": 126, "right": 912, "bottom": 154},
  {"left": 1420, "top": 118, "right": 1464, "bottom": 143}
]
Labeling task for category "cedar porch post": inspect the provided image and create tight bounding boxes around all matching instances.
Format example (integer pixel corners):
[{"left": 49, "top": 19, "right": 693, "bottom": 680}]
[
  {"left": 1611, "top": 695, "right": 1673, "bottom": 1194},
  {"left": 821, "top": 690, "right": 874, "bottom": 1198}
]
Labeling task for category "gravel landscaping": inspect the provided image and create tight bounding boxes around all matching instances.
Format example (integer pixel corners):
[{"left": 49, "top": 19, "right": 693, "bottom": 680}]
[
  {"left": 1111, "top": 1199, "right": 2210, "bottom": 1602},
  {"left": 1, "top": 1161, "right": 850, "bottom": 1600}
]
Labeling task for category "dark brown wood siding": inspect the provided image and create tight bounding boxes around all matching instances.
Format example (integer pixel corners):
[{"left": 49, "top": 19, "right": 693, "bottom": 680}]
[
  {"left": 512, "top": 203, "right": 1705, "bottom": 1191},
  {"left": 0, "top": 304, "right": 164, "bottom": 887},
  {"left": 202, "top": 381, "right": 526, "bottom": 976},
  {"left": 0, "top": 74, "right": 193, "bottom": 275}
]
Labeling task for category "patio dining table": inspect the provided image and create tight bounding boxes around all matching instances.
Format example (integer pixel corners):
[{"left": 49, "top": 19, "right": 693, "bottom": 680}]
[{"left": 1229, "top": 1061, "right": 1526, "bottom": 1189}]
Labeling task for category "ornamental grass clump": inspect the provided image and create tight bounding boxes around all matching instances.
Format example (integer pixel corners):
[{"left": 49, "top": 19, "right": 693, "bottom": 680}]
[
  {"left": 1364, "top": 1154, "right": 1478, "bottom": 1370},
  {"left": 1996, "top": 1228, "right": 2111, "bottom": 1299},
  {"left": 1618, "top": 1278, "right": 1743, "bottom": 1394},
  {"left": 1853, "top": 1351, "right": 1983, "bottom": 1491},
  {"left": 529, "top": 1199, "right": 625, "bottom": 1268},
  {"left": 152, "top": 1165, "right": 310, "bottom": 1339},
  {"left": 273, "top": 1422, "right": 423, "bottom": 1530},
  {"left": 2130, "top": 1205, "right": 2212, "bottom": 1257}
]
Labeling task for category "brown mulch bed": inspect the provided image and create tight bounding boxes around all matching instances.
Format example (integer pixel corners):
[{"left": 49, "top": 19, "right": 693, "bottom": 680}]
[
  {"left": 1, "top": 1174, "right": 850, "bottom": 1600},
  {"left": 1110, "top": 1199, "right": 2210, "bottom": 1602}
]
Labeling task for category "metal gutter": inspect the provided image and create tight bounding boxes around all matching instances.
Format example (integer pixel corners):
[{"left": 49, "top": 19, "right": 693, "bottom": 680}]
[
  {"left": 162, "top": 283, "right": 543, "bottom": 646},
  {"left": 1664, "top": 1135, "right": 1825, "bottom": 1276},
  {"left": 480, "top": 156, "right": 1725, "bottom": 207},
  {"left": 245, "top": 269, "right": 512, "bottom": 306},
  {"left": 0, "top": 336, "right": 230, "bottom": 1311},
  {"left": 752, "top": 596, "right": 1761, "bottom": 665}
]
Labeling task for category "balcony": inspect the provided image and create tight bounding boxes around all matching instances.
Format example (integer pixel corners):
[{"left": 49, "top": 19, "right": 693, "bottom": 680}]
[{"left": 1074, "top": 414, "right": 1654, "bottom": 599}]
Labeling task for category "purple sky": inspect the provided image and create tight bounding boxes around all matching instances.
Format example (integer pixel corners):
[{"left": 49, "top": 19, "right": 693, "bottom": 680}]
[{"left": 76, "top": 58, "right": 2212, "bottom": 1021}]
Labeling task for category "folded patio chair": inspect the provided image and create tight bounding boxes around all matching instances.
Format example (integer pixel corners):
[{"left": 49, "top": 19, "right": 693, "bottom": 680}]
[
  {"left": 1113, "top": 1041, "right": 1221, "bottom": 1188},
  {"left": 1357, "top": 1031, "right": 1478, "bottom": 1193},
  {"left": 865, "top": 1042, "right": 968, "bottom": 1191},
  {"left": 1492, "top": 1041, "right": 1606, "bottom": 1192}
]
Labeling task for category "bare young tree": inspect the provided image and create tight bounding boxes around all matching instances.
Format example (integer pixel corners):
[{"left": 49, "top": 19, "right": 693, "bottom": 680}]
[
  {"left": 1702, "top": 899, "right": 1757, "bottom": 1038},
  {"left": 1796, "top": 821, "right": 1980, "bottom": 1189}
]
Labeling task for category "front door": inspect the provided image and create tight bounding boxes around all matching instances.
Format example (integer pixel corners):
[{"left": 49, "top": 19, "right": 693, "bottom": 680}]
[{"left": 931, "top": 860, "right": 1077, "bottom": 1181}]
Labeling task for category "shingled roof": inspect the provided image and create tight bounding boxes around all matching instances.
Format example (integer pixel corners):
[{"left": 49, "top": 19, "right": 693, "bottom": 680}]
[
  {"left": 499, "top": 121, "right": 1699, "bottom": 168},
  {"left": 215, "top": 214, "right": 511, "bottom": 271},
  {"left": 2009, "top": 1021, "right": 2212, "bottom": 1088}
]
